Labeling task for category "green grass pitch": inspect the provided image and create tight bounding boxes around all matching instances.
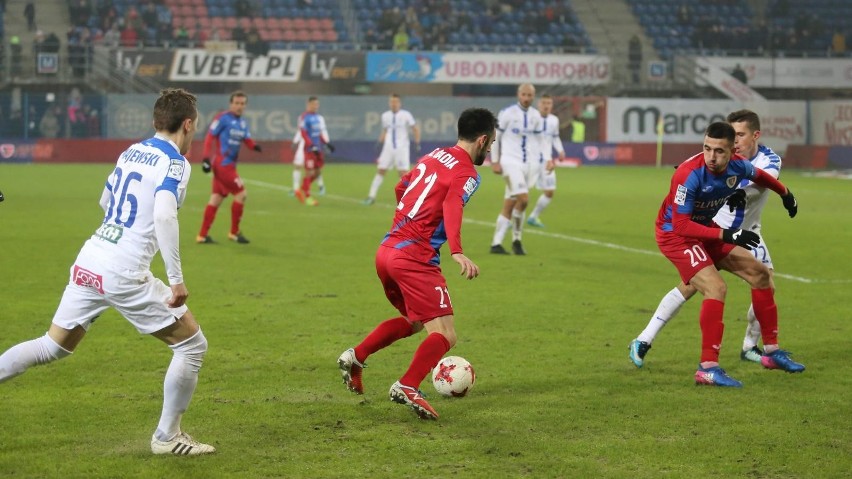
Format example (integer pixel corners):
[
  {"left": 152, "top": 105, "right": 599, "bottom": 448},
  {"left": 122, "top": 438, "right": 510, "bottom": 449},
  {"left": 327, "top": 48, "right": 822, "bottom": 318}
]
[{"left": 1, "top": 162, "right": 850, "bottom": 478}]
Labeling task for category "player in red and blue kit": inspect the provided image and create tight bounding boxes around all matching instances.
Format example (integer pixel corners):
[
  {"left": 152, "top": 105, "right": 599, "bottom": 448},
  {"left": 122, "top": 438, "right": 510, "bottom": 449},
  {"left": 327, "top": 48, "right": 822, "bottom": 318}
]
[
  {"left": 337, "top": 108, "right": 497, "bottom": 420},
  {"left": 656, "top": 121, "right": 802, "bottom": 387},
  {"left": 197, "top": 91, "right": 262, "bottom": 244},
  {"left": 294, "top": 96, "right": 334, "bottom": 206}
]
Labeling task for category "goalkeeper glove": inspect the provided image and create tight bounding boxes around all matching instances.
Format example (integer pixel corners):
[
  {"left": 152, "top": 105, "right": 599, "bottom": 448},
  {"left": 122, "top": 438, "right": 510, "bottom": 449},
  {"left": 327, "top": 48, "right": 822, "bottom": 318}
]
[
  {"left": 725, "top": 189, "right": 746, "bottom": 212},
  {"left": 781, "top": 189, "right": 797, "bottom": 218},
  {"left": 374, "top": 141, "right": 383, "bottom": 152},
  {"left": 325, "top": 142, "right": 336, "bottom": 153},
  {"left": 253, "top": 144, "right": 262, "bottom": 152},
  {"left": 722, "top": 228, "right": 760, "bottom": 250},
  {"left": 201, "top": 158, "right": 211, "bottom": 174},
  {"left": 309, "top": 144, "right": 320, "bottom": 153}
]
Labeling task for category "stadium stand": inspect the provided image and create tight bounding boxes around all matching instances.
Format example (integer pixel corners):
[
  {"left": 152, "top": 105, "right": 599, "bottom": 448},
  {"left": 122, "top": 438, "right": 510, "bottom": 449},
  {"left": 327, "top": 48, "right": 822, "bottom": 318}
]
[{"left": 628, "top": 0, "right": 851, "bottom": 60}]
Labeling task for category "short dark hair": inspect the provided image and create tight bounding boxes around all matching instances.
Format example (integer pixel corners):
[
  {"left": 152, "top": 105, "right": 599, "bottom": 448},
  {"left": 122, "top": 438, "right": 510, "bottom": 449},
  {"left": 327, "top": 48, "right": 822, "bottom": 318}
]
[
  {"left": 540, "top": 93, "right": 552, "bottom": 100},
  {"left": 307, "top": 96, "right": 318, "bottom": 102},
  {"left": 727, "top": 109, "right": 761, "bottom": 132},
  {"left": 230, "top": 90, "right": 247, "bottom": 103},
  {"left": 457, "top": 108, "right": 497, "bottom": 142},
  {"left": 705, "top": 121, "right": 735, "bottom": 144},
  {"left": 390, "top": 93, "right": 401, "bottom": 99},
  {"left": 153, "top": 88, "right": 197, "bottom": 133}
]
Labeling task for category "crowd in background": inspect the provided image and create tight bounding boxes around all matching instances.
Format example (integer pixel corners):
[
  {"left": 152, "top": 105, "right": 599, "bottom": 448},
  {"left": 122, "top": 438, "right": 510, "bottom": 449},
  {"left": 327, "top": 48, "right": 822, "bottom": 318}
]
[{"left": 0, "top": 89, "right": 102, "bottom": 140}]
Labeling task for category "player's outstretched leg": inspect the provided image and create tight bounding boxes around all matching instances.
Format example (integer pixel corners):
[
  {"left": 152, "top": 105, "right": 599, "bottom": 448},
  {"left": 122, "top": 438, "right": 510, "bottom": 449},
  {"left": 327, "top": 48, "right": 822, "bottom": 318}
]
[
  {"left": 337, "top": 348, "right": 366, "bottom": 394},
  {"left": 0, "top": 333, "right": 71, "bottom": 382}
]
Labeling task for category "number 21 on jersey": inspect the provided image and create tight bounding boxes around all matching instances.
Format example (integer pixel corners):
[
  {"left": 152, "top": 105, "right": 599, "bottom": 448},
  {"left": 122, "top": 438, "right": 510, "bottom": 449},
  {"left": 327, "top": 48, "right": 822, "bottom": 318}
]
[{"left": 397, "top": 163, "right": 437, "bottom": 219}]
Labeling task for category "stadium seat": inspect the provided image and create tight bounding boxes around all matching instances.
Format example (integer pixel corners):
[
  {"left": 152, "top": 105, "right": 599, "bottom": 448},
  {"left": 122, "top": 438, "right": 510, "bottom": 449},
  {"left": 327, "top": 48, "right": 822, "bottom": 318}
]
[
  {"left": 211, "top": 17, "right": 225, "bottom": 29},
  {"left": 225, "top": 17, "right": 238, "bottom": 29},
  {"left": 296, "top": 30, "right": 311, "bottom": 42}
]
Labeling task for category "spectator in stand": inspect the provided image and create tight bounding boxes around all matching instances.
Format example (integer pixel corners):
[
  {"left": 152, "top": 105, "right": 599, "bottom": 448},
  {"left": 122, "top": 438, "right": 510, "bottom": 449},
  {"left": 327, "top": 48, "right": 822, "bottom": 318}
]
[
  {"left": 26, "top": 105, "right": 40, "bottom": 139},
  {"left": 731, "top": 64, "right": 747, "bottom": 84},
  {"left": 628, "top": 34, "right": 642, "bottom": 85},
  {"left": 245, "top": 28, "right": 269, "bottom": 57},
  {"left": 236, "top": 0, "right": 254, "bottom": 18},
  {"left": 141, "top": 2, "right": 158, "bottom": 30},
  {"left": 174, "top": 26, "right": 190, "bottom": 48},
  {"left": 832, "top": 30, "right": 846, "bottom": 56},
  {"left": 120, "top": 24, "right": 139, "bottom": 47},
  {"left": 393, "top": 25, "right": 409, "bottom": 51},
  {"left": 24, "top": 1, "right": 35, "bottom": 32},
  {"left": 10, "top": 35, "right": 22, "bottom": 77},
  {"left": 39, "top": 106, "right": 62, "bottom": 139}
]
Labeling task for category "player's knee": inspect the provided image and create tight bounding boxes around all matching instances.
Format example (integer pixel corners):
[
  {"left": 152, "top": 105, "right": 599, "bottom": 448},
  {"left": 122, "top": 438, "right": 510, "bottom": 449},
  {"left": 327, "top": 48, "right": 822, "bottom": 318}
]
[
  {"left": 170, "top": 329, "right": 207, "bottom": 370},
  {"left": 442, "top": 330, "right": 457, "bottom": 348},
  {"left": 750, "top": 264, "right": 772, "bottom": 289}
]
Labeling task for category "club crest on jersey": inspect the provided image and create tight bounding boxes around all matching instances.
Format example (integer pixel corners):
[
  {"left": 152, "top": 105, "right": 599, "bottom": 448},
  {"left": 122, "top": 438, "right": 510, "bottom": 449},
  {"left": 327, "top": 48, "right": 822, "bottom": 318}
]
[
  {"left": 674, "top": 184, "right": 688, "bottom": 205},
  {"left": 168, "top": 159, "right": 184, "bottom": 179},
  {"left": 726, "top": 176, "right": 738, "bottom": 188}
]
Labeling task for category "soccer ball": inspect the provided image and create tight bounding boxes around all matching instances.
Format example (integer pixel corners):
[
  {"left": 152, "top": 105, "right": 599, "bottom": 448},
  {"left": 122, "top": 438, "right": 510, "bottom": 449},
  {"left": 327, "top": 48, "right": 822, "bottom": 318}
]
[{"left": 432, "top": 356, "right": 475, "bottom": 397}]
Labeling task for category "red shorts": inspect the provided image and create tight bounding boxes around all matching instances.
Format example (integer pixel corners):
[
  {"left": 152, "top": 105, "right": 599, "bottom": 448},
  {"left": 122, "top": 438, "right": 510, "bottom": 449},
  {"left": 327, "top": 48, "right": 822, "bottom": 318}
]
[
  {"left": 211, "top": 163, "right": 244, "bottom": 196},
  {"left": 656, "top": 229, "right": 735, "bottom": 284},
  {"left": 305, "top": 151, "right": 324, "bottom": 170},
  {"left": 375, "top": 245, "right": 453, "bottom": 322}
]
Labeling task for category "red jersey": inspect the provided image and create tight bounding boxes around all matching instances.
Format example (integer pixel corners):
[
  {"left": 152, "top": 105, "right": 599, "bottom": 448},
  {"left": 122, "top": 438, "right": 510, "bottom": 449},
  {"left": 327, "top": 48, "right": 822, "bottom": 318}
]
[{"left": 381, "top": 146, "right": 482, "bottom": 265}]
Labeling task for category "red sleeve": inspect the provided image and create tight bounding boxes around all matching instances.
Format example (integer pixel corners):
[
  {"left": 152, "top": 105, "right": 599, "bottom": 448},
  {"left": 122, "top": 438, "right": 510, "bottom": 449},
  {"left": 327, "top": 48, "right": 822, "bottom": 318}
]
[
  {"left": 395, "top": 169, "right": 413, "bottom": 203},
  {"left": 442, "top": 175, "right": 469, "bottom": 255},
  {"left": 243, "top": 137, "right": 257, "bottom": 150},
  {"left": 202, "top": 131, "right": 216, "bottom": 158},
  {"left": 751, "top": 168, "right": 787, "bottom": 195},
  {"left": 671, "top": 210, "right": 723, "bottom": 240},
  {"left": 300, "top": 127, "right": 312, "bottom": 147}
]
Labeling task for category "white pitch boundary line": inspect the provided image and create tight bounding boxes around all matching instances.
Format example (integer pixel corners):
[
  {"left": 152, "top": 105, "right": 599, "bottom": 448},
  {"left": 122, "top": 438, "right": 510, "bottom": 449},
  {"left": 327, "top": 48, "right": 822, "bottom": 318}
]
[{"left": 243, "top": 178, "right": 851, "bottom": 285}]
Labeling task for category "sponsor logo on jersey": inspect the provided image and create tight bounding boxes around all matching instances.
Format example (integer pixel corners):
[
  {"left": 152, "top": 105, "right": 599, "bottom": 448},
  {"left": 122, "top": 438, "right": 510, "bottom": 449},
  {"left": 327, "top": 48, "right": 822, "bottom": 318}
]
[
  {"left": 674, "top": 184, "right": 688, "bottom": 205},
  {"left": 73, "top": 265, "right": 104, "bottom": 294},
  {"left": 95, "top": 223, "right": 124, "bottom": 244},
  {"left": 168, "top": 159, "right": 185, "bottom": 180}
]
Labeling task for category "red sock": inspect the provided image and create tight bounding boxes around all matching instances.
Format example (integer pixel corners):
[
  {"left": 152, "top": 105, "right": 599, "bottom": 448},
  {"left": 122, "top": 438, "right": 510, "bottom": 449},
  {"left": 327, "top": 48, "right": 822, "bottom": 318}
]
[
  {"left": 199, "top": 204, "right": 218, "bottom": 237},
  {"left": 699, "top": 299, "right": 725, "bottom": 363},
  {"left": 354, "top": 316, "right": 413, "bottom": 363},
  {"left": 751, "top": 287, "right": 778, "bottom": 346},
  {"left": 301, "top": 176, "right": 314, "bottom": 196},
  {"left": 230, "top": 201, "right": 244, "bottom": 235},
  {"left": 399, "top": 332, "right": 450, "bottom": 389}
]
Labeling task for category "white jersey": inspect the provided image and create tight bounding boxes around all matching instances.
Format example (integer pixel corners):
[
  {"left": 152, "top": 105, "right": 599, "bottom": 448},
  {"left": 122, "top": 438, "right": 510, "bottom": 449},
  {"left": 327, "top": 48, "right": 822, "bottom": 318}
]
[
  {"left": 494, "top": 103, "right": 543, "bottom": 165},
  {"left": 381, "top": 109, "right": 417, "bottom": 150},
  {"left": 83, "top": 135, "right": 191, "bottom": 275},
  {"left": 713, "top": 144, "right": 780, "bottom": 232},
  {"left": 539, "top": 113, "right": 564, "bottom": 163}
]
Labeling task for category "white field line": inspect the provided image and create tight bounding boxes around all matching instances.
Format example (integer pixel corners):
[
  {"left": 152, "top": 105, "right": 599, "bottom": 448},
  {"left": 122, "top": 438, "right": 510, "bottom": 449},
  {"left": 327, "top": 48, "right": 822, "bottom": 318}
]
[{"left": 243, "top": 178, "right": 851, "bottom": 285}]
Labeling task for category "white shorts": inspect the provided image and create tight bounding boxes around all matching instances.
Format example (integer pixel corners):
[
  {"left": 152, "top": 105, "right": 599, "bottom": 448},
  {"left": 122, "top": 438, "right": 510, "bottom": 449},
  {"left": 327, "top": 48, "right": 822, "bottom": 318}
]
[
  {"left": 501, "top": 161, "right": 539, "bottom": 199},
  {"left": 536, "top": 168, "right": 557, "bottom": 191},
  {"left": 377, "top": 145, "right": 411, "bottom": 171},
  {"left": 51, "top": 251, "right": 187, "bottom": 334},
  {"left": 749, "top": 233, "right": 773, "bottom": 270},
  {"left": 293, "top": 146, "right": 305, "bottom": 167}
]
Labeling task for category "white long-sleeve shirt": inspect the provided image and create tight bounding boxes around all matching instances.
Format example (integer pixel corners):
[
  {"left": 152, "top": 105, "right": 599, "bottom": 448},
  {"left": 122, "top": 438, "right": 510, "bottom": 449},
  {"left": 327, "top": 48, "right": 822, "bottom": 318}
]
[{"left": 492, "top": 102, "right": 543, "bottom": 165}]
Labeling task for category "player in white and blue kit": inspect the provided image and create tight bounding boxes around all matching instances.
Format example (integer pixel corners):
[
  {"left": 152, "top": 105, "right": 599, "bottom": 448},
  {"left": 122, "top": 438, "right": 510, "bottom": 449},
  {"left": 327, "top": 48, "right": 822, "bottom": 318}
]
[
  {"left": 629, "top": 110, "right": 790, "bottom": 368},
  {"left": 490, "top": 83, "right": 544, "bottom": 255},
  {"left": 363, "top": 93, "right": 421, "bottom": 205},
  {"left": 0, "top": 89, "right": 215, "bottom": 455},
  {"left": 527, "top": 94, "right": 565, "bottom": 228}
]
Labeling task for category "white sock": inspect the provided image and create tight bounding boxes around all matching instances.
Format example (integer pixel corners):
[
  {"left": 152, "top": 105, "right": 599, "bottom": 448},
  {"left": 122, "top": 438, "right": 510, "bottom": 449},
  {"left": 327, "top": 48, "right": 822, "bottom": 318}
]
[
  {"left": 292, "top": 169, "right": 302, "bottom": 191},
  {"left": 743, "top": 304, "right": 762, "bottom": 350},
  {"left": 637, "top": 288, "right": 687, "bottom": 344},
  {"left": 529, "top": 195, "right": 551, "bottom": 220},
  {"left": 155, "top": 329, "right": 207, "bottom": 442},
  {"left": 317, "top": 174, "right": 325, "bottom": 189},
  {"left": 368, "top": 173, "right": 384, "bottom": 199},
  {"left": 492, "top": 214, "right": 511, "bottom": 246},
  {"left": 0, "top": 333, "right": 71, "bottom": 383},
  {"left": 511, "top": 209, "right": 525, "bottom": 241}
]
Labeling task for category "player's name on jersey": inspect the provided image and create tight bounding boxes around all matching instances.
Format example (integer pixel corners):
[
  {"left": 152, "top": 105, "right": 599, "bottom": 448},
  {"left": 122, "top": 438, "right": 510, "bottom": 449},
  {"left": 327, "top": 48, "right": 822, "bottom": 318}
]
[
  {"left": 121, "top": 148, "right": 161, "bottom": 166},
  {"left": 427, "top": 148, "right": 460, "bottom": 169}
]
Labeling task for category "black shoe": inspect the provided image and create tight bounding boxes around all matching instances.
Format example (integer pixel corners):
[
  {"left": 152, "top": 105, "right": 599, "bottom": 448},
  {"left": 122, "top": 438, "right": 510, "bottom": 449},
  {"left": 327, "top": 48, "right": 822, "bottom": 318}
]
[
  {"left": 512, "top": 240, "right": 526, "bottom": 255},
  {"left": 490, "top": 244, "right": 509, "bottom": 255},
  {"left": 228, "top": 232, "right": 250, "bottom": 244},
  {"left": 196, "top": 235, "right": 216, "bottom": 244}
]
